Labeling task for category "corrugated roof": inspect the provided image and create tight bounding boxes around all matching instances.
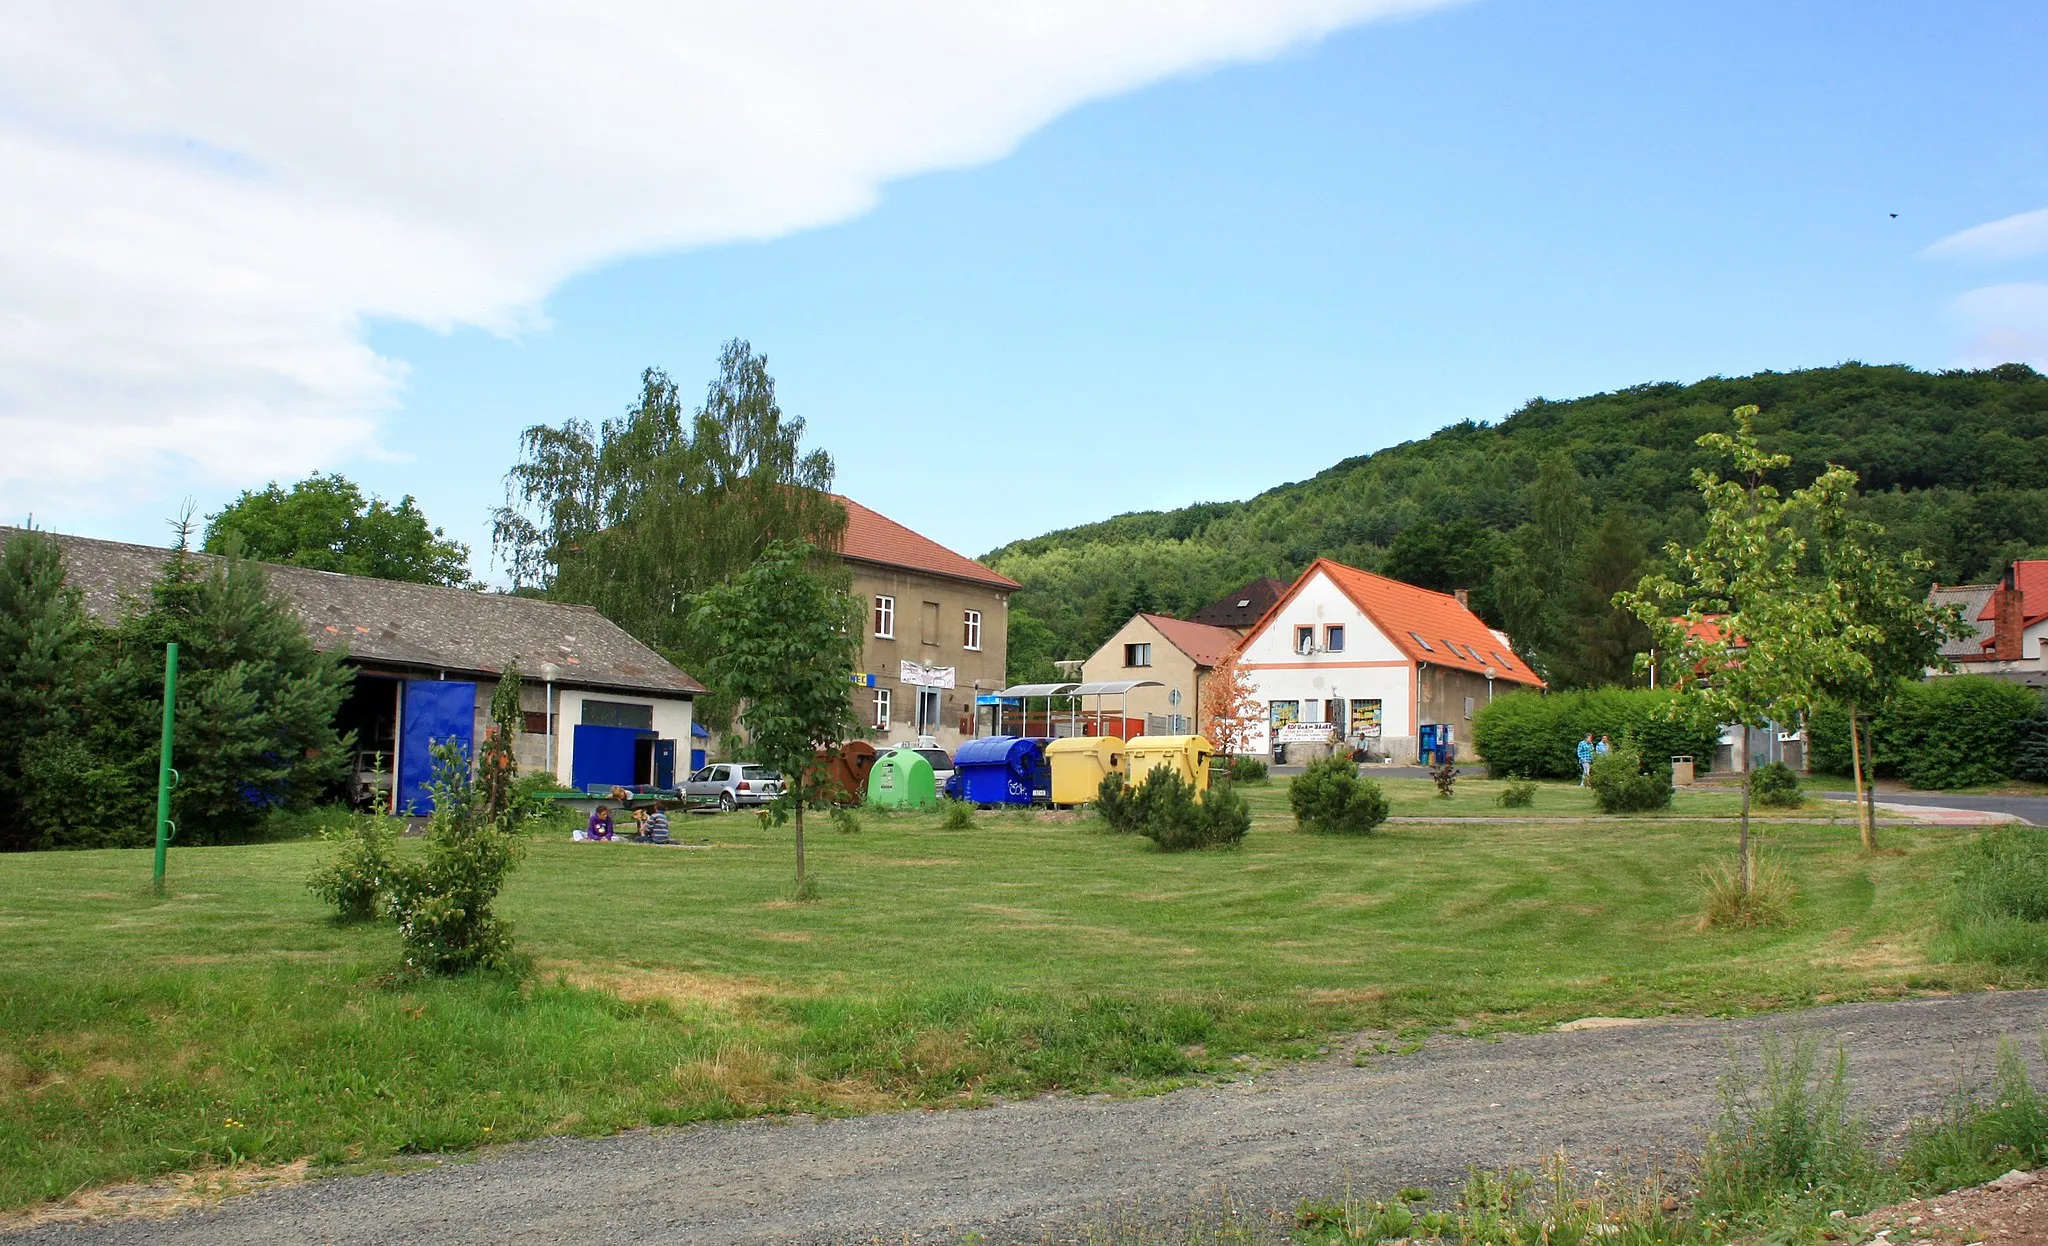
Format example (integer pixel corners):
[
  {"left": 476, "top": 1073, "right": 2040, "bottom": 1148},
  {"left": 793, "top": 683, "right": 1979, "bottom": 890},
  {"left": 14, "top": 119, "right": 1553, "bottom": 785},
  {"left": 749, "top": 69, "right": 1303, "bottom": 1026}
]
[
  {"left": 6, "top": 527, "right": 706, "bottom": 696},
  {"left": 1138, "top": 613, "right": 1243, "bottom": 668},
  {"left": 830, "top": 495, "right": 1021, "bottom": 591},
  {"left": 1269, "top": 559, "right": 1545, "bottom": 688}
]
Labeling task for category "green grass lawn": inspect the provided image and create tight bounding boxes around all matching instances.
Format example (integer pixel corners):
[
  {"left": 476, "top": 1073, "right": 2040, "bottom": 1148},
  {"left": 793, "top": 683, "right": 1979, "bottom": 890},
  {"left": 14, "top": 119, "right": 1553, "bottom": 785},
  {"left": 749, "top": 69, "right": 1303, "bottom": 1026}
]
[
  {"left": 1370, "top": 775, "right": 1767, "bottom": 818},
  {"left": 0, "top": 780, "right": 2012, "bottom": 1211}
]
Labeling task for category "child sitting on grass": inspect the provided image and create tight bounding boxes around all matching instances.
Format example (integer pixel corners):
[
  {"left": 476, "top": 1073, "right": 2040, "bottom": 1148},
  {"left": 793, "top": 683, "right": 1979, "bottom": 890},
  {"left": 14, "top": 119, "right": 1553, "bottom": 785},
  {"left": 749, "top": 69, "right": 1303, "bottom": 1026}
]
[{"left": 584, "top": 805, "right": 616, "bottom": 841}]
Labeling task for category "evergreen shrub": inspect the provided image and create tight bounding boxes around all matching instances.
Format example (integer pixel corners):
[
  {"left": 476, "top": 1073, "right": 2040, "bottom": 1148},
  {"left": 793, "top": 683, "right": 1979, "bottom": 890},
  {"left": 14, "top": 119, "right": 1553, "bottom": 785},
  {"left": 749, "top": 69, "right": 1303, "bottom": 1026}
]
[
  {"left": 1750, "top": 761, "right": 1802, "bottom": 808},
  {"left": 1288, "top": 755, "right": 1390, "bottom": 835},
  {"left": 1224, "top": 756, "right": 1268, "bottom": 784},
  {"left": 1472, "top": 689, "right": 1718, "bottom": 780},
  {"left": 1097, "top": 768, "right": 1249, "bottom": 849},
  {"left": 1587, "top": 747, "right": 1672, "bottom": 813}
]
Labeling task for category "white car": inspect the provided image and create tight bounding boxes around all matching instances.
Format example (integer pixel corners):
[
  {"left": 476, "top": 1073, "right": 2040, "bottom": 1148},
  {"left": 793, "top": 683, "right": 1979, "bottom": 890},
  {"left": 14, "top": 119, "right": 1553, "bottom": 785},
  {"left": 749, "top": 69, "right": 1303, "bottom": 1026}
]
[
  {"left": 885, "top": 742, "right": 955, "bottom": 790},
  {"left": 684, "top": 763, "right": 784, "bottom": 812}
]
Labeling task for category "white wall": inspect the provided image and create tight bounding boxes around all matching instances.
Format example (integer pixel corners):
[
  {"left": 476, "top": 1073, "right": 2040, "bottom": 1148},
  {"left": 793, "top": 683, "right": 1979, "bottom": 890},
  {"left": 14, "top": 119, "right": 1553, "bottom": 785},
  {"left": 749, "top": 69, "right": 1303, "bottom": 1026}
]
[
  {"left": 550, "top": 686, "right": 695, "bottom": 787},
  {"left": 1237, "top": 567, "right": 1416, "bottom": 757}
]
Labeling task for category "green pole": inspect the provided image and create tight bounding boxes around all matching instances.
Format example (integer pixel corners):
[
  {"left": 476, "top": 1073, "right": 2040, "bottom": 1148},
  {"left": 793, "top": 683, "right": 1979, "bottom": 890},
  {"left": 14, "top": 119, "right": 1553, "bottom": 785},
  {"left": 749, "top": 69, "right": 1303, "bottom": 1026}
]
[{"left": 152, "top": 642, "right": 179, "bottom": 894}]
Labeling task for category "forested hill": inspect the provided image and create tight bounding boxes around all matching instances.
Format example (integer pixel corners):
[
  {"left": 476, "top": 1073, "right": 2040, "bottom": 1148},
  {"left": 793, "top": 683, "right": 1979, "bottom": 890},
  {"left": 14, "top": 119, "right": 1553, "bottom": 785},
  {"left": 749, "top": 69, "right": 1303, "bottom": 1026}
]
[{"left": 984, "top": 362, "right": 2048, "bottom": 688}]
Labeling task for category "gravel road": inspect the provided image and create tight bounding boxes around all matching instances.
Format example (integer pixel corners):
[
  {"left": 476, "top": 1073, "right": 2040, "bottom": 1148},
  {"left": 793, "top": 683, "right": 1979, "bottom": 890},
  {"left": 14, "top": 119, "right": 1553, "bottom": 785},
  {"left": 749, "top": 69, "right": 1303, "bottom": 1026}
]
[{"left": 15, "top": 991, "right": 2047, "bottom": 1246}]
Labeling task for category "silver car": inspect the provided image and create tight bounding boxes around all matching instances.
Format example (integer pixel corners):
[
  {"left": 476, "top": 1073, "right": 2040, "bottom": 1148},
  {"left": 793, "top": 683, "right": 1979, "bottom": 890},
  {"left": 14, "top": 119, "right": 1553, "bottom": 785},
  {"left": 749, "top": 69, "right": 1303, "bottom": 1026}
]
[{"left": 684, "top": 763, "right": 784, "bottom": 812}]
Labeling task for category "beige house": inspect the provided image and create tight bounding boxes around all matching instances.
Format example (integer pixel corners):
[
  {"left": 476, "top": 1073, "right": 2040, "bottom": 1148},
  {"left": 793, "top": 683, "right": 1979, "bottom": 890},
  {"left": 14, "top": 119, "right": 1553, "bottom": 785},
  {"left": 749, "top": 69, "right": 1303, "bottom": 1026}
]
[
  {"left": 1078, "top": 613, "right": 1244, "bottom": 734},
  {"left": 834, "top": 496, "right": 1020, "bottom": 753}
]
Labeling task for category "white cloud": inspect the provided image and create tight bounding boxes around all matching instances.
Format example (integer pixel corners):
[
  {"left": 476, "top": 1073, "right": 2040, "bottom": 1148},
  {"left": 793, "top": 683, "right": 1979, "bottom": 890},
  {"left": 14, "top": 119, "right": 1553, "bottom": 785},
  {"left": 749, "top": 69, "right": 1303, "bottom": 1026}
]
[
  {"left": 1925, "top": 206, "right": 2048, "bottom": 263},
  {"left": 0, "top": 0, "right": 1454, "bottom": 512},
  {"left": 1947, "top": 283, "right": 2048, "bottom": 370}
]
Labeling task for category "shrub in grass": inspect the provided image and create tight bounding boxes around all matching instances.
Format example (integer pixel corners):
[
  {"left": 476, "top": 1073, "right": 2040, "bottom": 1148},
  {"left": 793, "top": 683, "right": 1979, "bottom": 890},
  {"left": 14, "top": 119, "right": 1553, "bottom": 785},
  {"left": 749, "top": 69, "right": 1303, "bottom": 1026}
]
[
  {"left": 1587, "top": 748, "right": 1672, "bottom": 814},
  {"left": 1700, "top": 856, "right": 1797, "bottom": 928},
  {"left": 1497, "top": 780, "right": 1537, "bottom": 809},
  {"left": 1093, "top": 770, "right": 1142, "bottom": 833},
  {"left": 305, "top": 815, "right": 398, "bottom": 922},
  {"left": 1750, "top": 761, "right": 1802, "bottom": 808},
  {"left": 1130, "top": 769, "right": 1250, "bottom": 852},
  {"left": 1940, "top": 824, "right": 2048, "bottom": 969},
  {"left": 830, "top": 807, "right": 862, "bottom": 834},
  {"left": 1288, "top": 755, "right": 1389, "bottom": 836},
  {"left": 1224, "top": 756, "right": 1268, "bottom": 784},
  {"left": 384, "top": 742, "right": 529, "bottom": 974},
  {"left": 1899, "top": 1039, "right": 2048, "bottom": 1191},
  {"left": 1430, "top": 762, "right": 1459, "bottom": 799},
  {"left": 939, "top": 799, "right": 974, "bottom": 831}
]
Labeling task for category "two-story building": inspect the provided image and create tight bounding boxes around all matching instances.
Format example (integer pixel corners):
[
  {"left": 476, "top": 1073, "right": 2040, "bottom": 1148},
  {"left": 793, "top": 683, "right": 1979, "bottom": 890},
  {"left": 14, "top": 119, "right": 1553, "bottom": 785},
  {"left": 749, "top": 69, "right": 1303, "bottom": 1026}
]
[
  {"left": 834, "top": 496, "right": 1020, "bottom": 753},
  {"left": 1078, "top": 612, "right": 1244, "bottom": 735},
  {"left": 1237, "top": 558, "right": 1544, "bottom": 762}
]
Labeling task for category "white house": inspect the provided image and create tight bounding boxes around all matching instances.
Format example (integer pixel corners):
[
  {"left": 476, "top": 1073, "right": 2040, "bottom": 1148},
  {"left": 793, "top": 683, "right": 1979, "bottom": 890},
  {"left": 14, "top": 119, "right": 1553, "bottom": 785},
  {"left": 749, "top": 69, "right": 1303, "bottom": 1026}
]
[{"left": 1237, "top": 558, "right": 1545, "bottom": 763}]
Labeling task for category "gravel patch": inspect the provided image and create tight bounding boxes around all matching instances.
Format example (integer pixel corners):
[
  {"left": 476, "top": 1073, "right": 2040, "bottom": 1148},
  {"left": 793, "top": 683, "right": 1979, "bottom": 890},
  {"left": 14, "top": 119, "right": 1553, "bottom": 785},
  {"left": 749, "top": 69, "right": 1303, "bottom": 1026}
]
[{"left": 10, "top": 991, "right": 2047, "bottom": 1246}]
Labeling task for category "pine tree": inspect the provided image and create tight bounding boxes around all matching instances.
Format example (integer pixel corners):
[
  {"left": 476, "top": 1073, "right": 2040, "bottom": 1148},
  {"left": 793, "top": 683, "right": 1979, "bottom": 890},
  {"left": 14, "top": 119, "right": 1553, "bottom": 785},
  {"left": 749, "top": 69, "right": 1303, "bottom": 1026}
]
[{"left": 0, "top": 531, "right": 98, "bottom": 850}]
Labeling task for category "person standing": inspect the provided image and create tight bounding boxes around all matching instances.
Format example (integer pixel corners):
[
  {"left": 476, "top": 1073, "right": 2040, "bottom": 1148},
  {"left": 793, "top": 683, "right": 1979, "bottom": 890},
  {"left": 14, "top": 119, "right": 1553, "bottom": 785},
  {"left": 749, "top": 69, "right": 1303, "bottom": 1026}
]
[
  {"left": 1577, "top": 734, "right": 1596, "bottom": 785},
  {"left": 1596, "top": 734, "right": 1614, "bottom": 758}
]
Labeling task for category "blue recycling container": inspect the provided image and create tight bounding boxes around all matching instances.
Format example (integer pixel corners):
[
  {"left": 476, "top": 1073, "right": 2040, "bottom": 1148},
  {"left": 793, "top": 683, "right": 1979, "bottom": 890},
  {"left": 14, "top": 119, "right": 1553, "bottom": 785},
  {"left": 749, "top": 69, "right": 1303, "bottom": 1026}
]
[{"left": 951, "top": 735, "right": 1048, "bottom": 806}]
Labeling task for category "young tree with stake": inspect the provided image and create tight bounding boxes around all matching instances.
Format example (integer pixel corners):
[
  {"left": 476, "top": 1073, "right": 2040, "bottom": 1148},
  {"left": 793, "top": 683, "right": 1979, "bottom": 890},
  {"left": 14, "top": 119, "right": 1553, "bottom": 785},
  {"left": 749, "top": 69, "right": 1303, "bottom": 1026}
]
[
  {"left": 1199, "top": 648, "right": 1262, "bottom": 761},
  {"left": 1619, "top": 407, "right": 1871, "bottom": 905},
  {"left": 696, "top": 541, "right": 862, "bottom": 894}
]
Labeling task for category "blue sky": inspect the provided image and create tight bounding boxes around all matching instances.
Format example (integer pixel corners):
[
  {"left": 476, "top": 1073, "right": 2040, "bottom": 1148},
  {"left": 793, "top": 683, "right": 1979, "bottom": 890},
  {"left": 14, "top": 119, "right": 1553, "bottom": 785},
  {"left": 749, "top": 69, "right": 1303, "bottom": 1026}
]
[{"left": 13, "top": 0, "right": 2048, "bottom": 575}]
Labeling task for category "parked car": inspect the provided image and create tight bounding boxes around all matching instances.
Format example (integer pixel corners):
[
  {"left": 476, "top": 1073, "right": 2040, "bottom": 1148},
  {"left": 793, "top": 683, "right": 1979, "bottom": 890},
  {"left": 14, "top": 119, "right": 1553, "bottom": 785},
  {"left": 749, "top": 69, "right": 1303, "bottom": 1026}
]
[
  {"left": 684, "top": 763, "right": 784, "bottom": 812},
  {"left": 884, "top": 740, "right": 955, "bottom": 791}
]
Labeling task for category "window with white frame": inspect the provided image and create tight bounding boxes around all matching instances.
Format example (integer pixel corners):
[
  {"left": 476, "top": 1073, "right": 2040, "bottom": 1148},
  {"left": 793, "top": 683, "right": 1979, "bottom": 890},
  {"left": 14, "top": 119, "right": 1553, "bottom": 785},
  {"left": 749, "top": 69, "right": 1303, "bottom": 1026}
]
[
  {"left": 873, "top": 595, "right": 895, "bottom": 639},
  {"left": 874, "top": 687, "right": 891, "bottom": 728},
  {"left": 963, "top": 610, "right": 982, "bottom": 651},
  {"left": 917, "top": 687, "right": 941, "bottom": 732}
]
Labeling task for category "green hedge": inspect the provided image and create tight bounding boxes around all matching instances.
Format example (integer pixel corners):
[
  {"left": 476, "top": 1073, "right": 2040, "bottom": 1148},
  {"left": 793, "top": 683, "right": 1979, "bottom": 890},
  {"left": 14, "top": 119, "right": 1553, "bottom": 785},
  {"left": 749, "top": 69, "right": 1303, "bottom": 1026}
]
[
  {"left": 1471, "top": 688, "right": 1722, "bottom": 780},
  {"left": 1807, "top": 677, "right": 2041, "bottom": 790}
]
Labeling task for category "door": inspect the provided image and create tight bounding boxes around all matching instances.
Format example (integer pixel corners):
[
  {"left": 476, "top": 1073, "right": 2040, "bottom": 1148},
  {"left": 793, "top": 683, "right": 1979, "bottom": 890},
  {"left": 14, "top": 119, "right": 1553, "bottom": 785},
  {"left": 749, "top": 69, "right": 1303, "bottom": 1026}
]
[
  {"left": 572, "top": 724, "right": 645, "bottom": 791},
  {"left": 653, "top": 740, "right": 677, "bottom": 789},
  {"left": 397, "top": 680, "right": 477, "bottom": 814}
]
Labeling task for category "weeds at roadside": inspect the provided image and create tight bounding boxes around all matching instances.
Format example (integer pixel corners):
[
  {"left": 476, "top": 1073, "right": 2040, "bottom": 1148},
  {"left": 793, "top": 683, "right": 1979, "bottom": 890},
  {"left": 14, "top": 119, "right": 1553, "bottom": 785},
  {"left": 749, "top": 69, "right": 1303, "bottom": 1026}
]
[{"left": 830, "top": 808, "right": 862, "bottom": 835}]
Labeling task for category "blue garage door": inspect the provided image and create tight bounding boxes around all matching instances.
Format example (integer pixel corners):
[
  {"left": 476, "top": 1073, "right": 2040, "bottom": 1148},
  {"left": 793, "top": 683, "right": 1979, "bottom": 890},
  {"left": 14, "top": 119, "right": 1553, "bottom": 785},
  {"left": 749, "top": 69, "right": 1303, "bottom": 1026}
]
[
  {"left": 573, "top": 724, "right": 649, "bottom": 791},
  {"left": 398, "top": 681, "right": 477, "bottom": 814}
]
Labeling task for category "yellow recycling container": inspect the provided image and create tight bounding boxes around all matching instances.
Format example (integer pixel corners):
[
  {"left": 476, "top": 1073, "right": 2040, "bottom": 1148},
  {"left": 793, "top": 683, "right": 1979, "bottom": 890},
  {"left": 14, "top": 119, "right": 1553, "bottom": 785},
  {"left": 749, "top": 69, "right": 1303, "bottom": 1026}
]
[
  {"left": 1044, "top": 736, "right": 1125, "bottom": 807},
  {"left": 1125, "top": 735, "right": 1215, "bottom": 794}
]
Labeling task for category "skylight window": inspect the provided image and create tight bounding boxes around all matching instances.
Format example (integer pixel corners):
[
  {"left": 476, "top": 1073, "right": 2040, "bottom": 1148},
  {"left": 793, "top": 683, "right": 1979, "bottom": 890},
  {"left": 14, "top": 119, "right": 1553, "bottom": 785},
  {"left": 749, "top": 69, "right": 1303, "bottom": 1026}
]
[
  {"left": 1492, "top": 650, "right": 1515, "bottom": 670},
  {"left": 1408, "top": 631, "right": 1435, "bottom": 652},
  {"left": 1441, "top": 639, "right": 1461, "bottom": 657},
  {"left": 1236, "top": 599, "right": 1251, "bottom": 607}
]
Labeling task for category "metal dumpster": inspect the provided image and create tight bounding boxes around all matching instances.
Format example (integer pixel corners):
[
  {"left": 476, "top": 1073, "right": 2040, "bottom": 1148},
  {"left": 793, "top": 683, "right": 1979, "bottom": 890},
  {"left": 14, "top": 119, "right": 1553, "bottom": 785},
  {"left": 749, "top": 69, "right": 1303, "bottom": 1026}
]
[
  {"left": 1044, "top": 736, "right": 1125, "bottom": 807},
  {"left": 812, "top": 740, "right": 878, "bottom": 805},
  {"left": 1125, "top": 735, "right": 1215, "bottom": 793},
  {"left": 867, "top": 748, "right": 938, "bottom": 809},
  {"left": 951, "top": 735, "right": 1048, "bottom": 806}
]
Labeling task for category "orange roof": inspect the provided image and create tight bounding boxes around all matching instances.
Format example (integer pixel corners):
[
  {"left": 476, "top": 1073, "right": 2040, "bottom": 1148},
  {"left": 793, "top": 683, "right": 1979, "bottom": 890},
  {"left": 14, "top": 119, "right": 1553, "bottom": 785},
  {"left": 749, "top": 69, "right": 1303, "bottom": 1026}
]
[
  {"left": 1266, "top": 559, "right": 1545, "bottom": 688},
  {"left": 1980, "top": 560, "right": 2048, "bottom": 627},
  {"left": 1138, "top": 613, "right": 1243, "bottom": 668},
  {"left": 830, "top": 495, "right": 1021, "bottom": 591}
]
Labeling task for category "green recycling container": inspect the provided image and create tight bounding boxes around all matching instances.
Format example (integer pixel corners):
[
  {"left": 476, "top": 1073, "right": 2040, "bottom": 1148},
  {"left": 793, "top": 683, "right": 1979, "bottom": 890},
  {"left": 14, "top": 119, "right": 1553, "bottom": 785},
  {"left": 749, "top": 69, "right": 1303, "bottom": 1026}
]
[{"left": 867, "top": 748, "right": 939, "bottom": 809}]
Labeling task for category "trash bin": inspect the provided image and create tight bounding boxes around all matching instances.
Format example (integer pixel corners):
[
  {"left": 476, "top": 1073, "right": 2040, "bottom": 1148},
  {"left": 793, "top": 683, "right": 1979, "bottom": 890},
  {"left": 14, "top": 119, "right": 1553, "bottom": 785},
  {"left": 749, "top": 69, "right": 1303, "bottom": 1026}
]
[
  {"left": 1670, "top": 755, "right": 1695, "bottom": 787},
  {"left": 1125, "top": 735, "right": 1215, "bottom": 794},
  {"left": 867, "top": 748, "right": 938, "bottom": 809},
  {"left": 951, "top": 735, "right": 1048, "bottom": 806},
  {"left": 1045, "top": 737, "right": 1125, "bottom": 807},
  {"left": 812, "top": 740, "right": 877, "bottom": 806}
]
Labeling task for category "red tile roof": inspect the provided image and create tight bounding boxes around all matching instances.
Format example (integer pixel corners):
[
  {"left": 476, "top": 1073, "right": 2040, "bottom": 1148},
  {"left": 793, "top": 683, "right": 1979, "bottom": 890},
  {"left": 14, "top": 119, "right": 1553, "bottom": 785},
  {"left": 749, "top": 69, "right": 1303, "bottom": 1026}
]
[
  {"left": 1138, "top": 613, "right": 1243, "bottom": 668},
  {"left": 1980, "top": 560, "right": 2048, "bottom": 627},
  {"left": 830, "top": 495, "right": 1021, "bottom": 591},
  {"left": 1266, "top": 559, "right": 1545, "bottom": 688}
]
